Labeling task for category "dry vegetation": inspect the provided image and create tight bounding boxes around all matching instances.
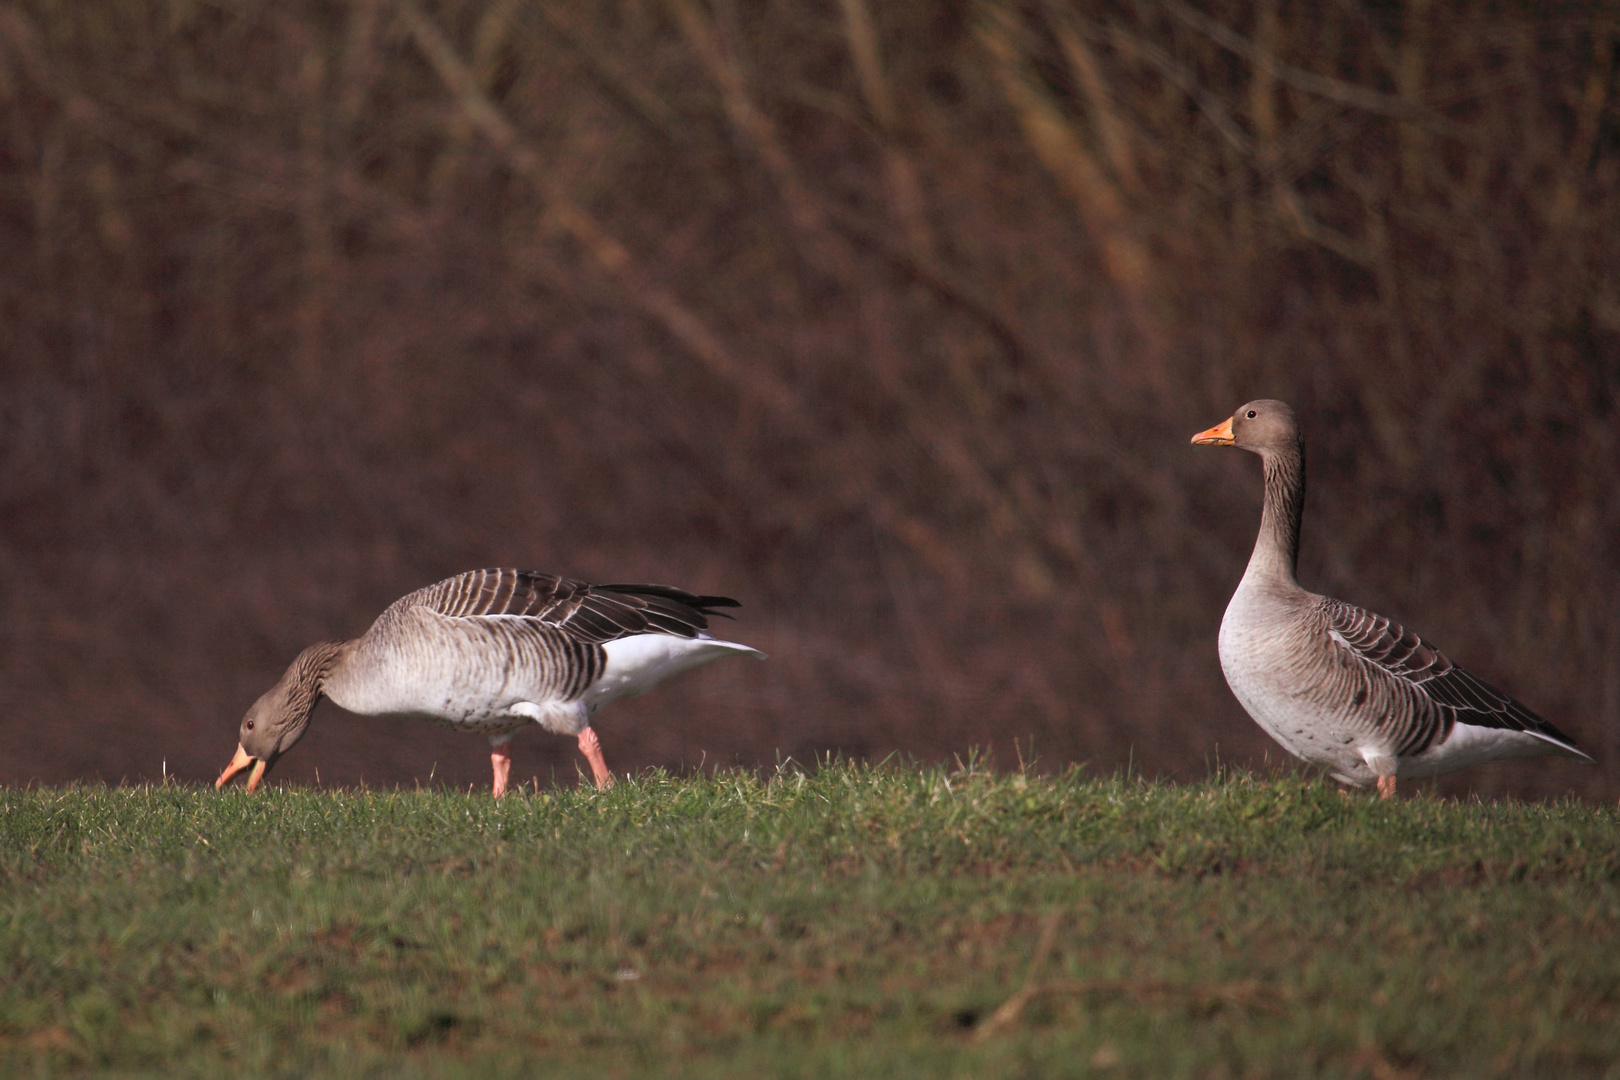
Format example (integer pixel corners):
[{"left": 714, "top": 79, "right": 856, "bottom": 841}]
[{"left": 0, "top": 0, "right": 1615, "bottom": 796}]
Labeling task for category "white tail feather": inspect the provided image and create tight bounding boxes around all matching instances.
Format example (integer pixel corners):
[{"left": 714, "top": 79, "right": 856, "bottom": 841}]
[{"left": 586, "top": 634, "right": 765, "bottom": 711}]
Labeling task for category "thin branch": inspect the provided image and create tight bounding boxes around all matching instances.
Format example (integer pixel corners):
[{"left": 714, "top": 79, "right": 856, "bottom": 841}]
[
  {"left": 976, "top": 977, "right": 1283, "bottom": 1038},
  {"left": 1101, "top": 21, "right": 1252, "bottom": 153},
  {"left": 667, "top": 0, "right": 829, "bottom": 244},
  {"left": 521, "top": 2, "right": 687, "bottom": 145},
  {"left": 668, "top": 0, "right": 1037, "bottom": 370},
  {"left": 818, "top": 203, "right": 1037, "bottom": 374},
  {"left": 394, "top": 0, "right": 807, "bottom": 429},
  {"left": 1165, "top": 0, "right": 1468, "bottom": 140},
  {"left": 974, "top": 909, "right": 1063, "bottom": 1041},
  {"left": 975, "top": 910, "right": 1281, "bottom": 1039},
  {"left": 979, "top": 4, "right": 1153, "bottom": 300},
  {"left": 1272, "top": 184, "right": 1377, "bottom": 269},
  {"left": 1046, "top": 3, "right": 1142, "bottom": 191}
]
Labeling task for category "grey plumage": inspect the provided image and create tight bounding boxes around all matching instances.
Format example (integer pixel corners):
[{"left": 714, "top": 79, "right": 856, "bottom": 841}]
[
  {"left": 1192, "top": 400, "right": 1591, "bottom": 796},
  {"left": 217, "top": 569, "right": 764, "bottom": 795}
]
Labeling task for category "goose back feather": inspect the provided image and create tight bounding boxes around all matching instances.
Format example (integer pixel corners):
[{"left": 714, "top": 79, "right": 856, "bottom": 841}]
[{"left": 403, "top": 568, "right": 738, "bottom": 641}]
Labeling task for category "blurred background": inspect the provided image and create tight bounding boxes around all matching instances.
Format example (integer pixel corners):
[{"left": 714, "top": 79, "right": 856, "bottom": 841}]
[{"left": 0, "top": 0, "right": 1614, "bottom": 798}]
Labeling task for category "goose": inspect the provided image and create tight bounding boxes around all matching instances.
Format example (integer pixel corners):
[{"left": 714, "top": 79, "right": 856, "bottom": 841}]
[
  {"left": 1191, "top": 400, "right": 1592, "bottom": 797},
  {"left": 215, "top": 568, "right": 765, "bottom": 796}
]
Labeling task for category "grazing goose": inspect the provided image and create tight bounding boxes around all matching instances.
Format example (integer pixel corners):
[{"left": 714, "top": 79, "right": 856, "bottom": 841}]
[
  {"left": 216, "top": 569, "right": 765, "bottom": 796},
  {"left": 1191, "top": 400, "right": 1592, "bottom": 797}
]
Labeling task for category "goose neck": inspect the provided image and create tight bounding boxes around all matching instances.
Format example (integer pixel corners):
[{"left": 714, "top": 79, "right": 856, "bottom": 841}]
[
  {"left": 294, "top": 640, "right": 356, "bottom": 698},
  {"left": 1244, "top": 444, "right": 1304, "bottom": 587}
]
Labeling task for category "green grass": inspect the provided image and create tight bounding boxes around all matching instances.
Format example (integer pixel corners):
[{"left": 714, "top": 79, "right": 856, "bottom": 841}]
[{"left": 3, "top": 762, "right": 1618, "bottom": 1078}]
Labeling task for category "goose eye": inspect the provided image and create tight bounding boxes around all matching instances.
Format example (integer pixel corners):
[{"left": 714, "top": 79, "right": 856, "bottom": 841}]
[
  {"left": 1246, "top": 410, "right": 1257, "bottom": 418},
  {"left": 245, "top": 720, "right": 255, "bottom": 731}
]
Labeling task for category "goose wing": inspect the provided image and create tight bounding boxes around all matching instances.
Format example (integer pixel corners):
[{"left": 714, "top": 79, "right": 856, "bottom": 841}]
[
  {"left": 1319, "top": 597, "right": 1586, "bottom": 756},
  {"left": 403, "top": 568, "right": 740, "bottom": 645}
]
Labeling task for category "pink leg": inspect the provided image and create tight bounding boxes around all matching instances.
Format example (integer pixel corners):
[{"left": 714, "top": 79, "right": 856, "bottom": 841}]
[
  {"left": 577, "top": 726, "right": 614, "bottom": 790},
  {"left": 1377, "top": 774, "right": 1397, "bottom": 800},
  {"left": 490, "top": 739, "right": 513, "bottom": 798}
]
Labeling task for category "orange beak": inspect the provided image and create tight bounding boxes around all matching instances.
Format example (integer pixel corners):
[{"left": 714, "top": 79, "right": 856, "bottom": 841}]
[
  {"left": 1191, "top": 416, "right": 1235, "bottom": 446},
  {"left": 216, "top": 744, "right": 268, "bottom": 791}
]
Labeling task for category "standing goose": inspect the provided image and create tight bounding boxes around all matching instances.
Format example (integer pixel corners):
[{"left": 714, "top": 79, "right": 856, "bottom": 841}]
[
  {"left": 1192, "top": 400, "right": 1592, "bottom": 797},
  {"left": 216, "top": 569, "right": 765, "bottom": 796}
]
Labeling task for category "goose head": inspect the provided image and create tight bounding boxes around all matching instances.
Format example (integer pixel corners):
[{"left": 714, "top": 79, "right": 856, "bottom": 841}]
[
  {"left": 216, "top": 641, "right": 345, "bottom": 791},
  {"left": 1191, "top": 399, "right": 1299, "bottom": 456}
]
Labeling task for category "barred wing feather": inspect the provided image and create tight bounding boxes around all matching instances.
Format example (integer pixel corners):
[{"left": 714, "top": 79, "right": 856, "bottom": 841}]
[
  {"left": 1321, "top": 597, "right": 1586, "bottom": 756},
  {"left": 399, "top": 568, "right": 738, "bottom": 644}
]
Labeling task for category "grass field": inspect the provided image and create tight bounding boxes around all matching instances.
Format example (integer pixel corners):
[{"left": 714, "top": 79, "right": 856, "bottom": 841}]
[{"left": 3, "top": 762, "right": 1618, "bottom": 1079}]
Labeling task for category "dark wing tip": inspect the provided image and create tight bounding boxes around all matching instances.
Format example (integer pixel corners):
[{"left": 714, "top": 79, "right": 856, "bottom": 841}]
[
  {"left": 1429, "top": 666, "right": 1592, "bottom": 758},
  {"left": 693, "top": 595, "right": 741, "bottom": 620},
  {"left": 597, "top": 584, "right": 743, "bottom": 620}
]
